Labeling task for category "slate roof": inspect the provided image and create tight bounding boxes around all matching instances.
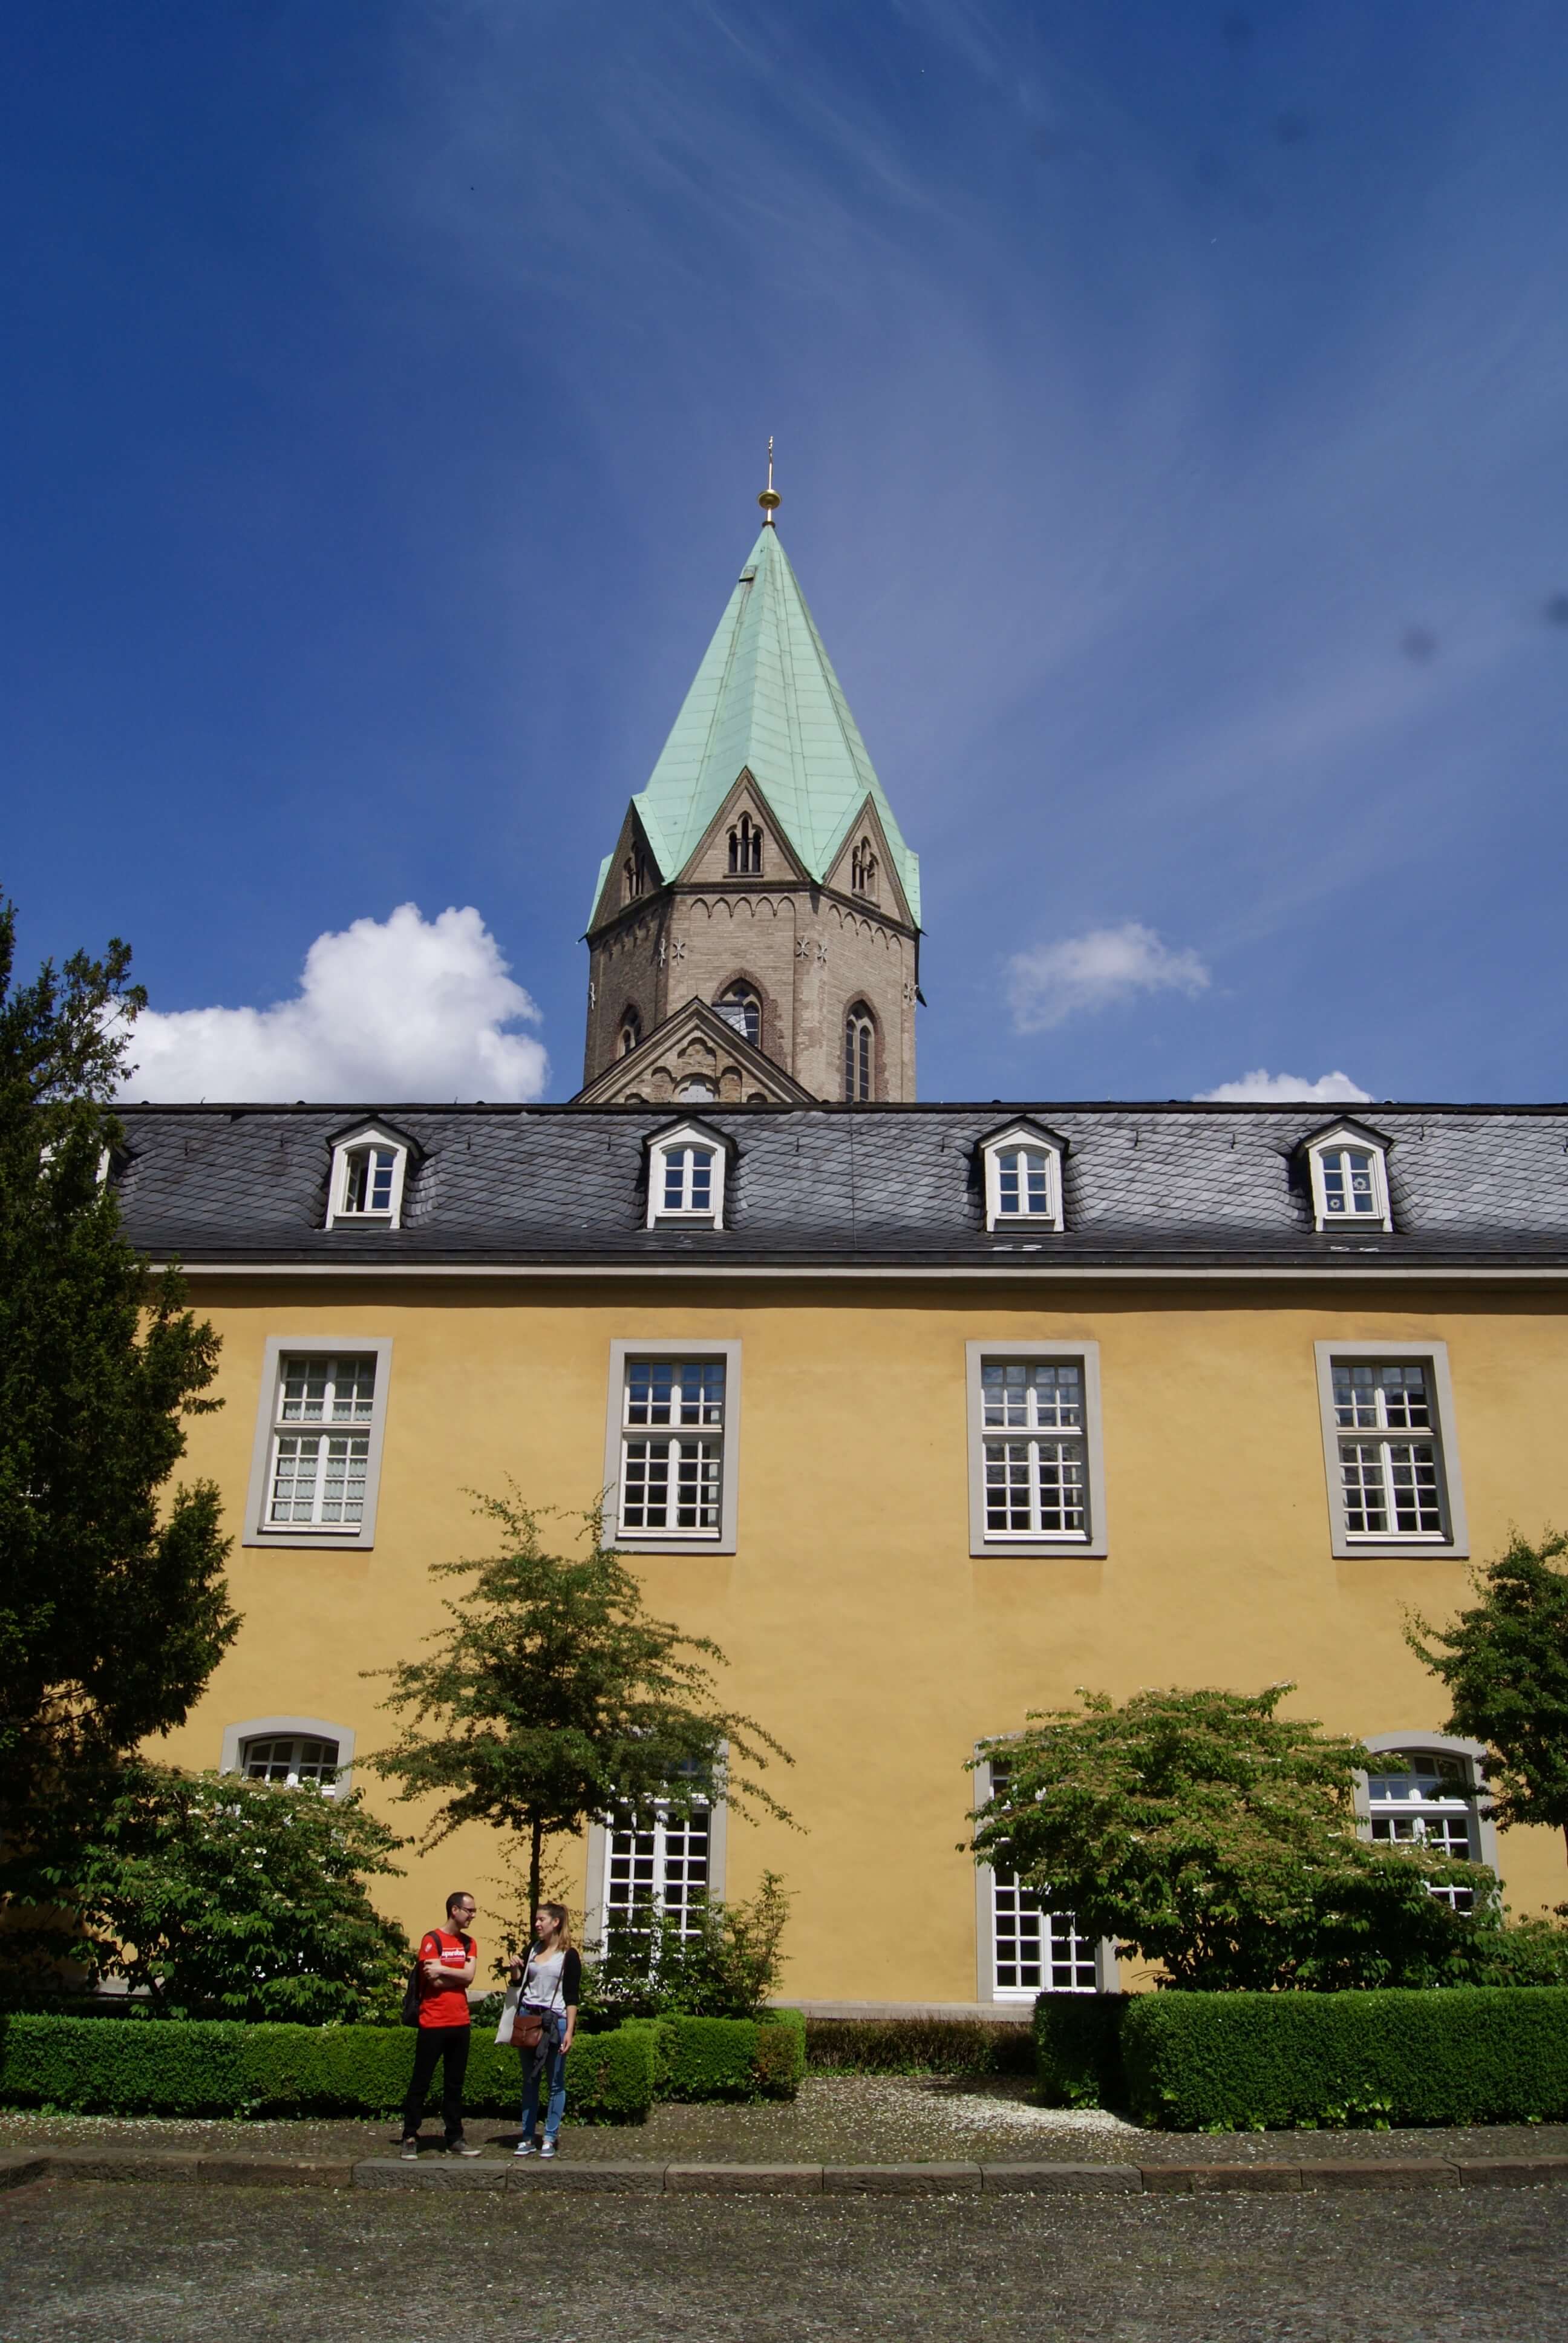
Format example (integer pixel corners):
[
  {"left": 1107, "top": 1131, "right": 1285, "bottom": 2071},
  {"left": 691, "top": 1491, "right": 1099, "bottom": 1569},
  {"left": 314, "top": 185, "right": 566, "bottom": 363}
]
[
  {"left": 111, "top": 1102, "right": 1568, "bottom": 1273},
  {"left": 593, "top": 523, "right": 921, "bottom": 923}
]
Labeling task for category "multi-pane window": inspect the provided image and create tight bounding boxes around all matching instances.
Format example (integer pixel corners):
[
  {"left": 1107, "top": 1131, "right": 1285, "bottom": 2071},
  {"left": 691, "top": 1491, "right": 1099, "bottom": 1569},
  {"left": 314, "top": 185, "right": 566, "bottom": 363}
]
[
  {"left": 266, "top": 1354, "right": 377, "bottom": 1532},
  {"left": 1365, "top": 1749, "right": 1478, "bottom": 1910},
  {"left": 716, "top": 986, "right": 762, "bottom": 1046},
  {"left": 604, "top": 1801, "right": 711, "bottom": 1939},
  {"left": 844, "top": 1006, "right": 874, "bottom": 1101},
  {"left": 1307, "top": 1131, "right": 1391, "bottom": 1230},
  {"left": 240, "top": 1734, "right": 341, "bottom": 1790},
  {"left": 985, "top": 1765, "right": 1097, "bottom": 1996},
  {"left": 1331, "top": 1360, "right": 1445, "bottom": 1538},
  {"left": 981, "top": 1362, "right": 1088, "bottom": 1539},
  {"left": 982, "top": 1131, "right": 1065, "bottom": 1231},
  {"left": 659, "top": 1144, "right": 714, "bottom": 1215},
  {"left": 342, "top": 1147, "right": 397, "bottom": 1216},
  {"left": 619, "top": 1358, "right": 727, "bottom": 1538}
]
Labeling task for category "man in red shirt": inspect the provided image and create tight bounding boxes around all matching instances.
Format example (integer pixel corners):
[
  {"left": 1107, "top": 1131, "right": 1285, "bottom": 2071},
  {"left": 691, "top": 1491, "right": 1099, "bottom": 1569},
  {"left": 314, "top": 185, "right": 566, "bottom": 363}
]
[{"left": 400, "top": 1891, "right": 482, "bottom": 2158}]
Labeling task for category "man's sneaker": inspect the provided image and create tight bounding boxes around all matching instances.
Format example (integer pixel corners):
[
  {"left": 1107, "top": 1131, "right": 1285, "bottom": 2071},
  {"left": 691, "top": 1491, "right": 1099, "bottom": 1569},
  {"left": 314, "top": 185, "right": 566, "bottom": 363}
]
[
  {"left": 447, "top": 2140, "right": 483, "bottom": 2158},
  {"left": 513, "top": 2138, "right": 538, "bottom": 2158},
  {"left": 540, "top": 2139, "right": 558, "bottom": 2160},
  {"left": 399, "top": 2138, "right": 419, "bottom": 2161}
]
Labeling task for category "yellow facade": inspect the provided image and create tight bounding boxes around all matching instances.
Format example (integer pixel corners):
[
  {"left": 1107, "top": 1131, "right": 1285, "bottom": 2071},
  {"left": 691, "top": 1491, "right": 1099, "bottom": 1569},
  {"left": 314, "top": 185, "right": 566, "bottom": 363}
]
[{"left": 160, "top": 1272, "right": 1568, "bottom": 2002}]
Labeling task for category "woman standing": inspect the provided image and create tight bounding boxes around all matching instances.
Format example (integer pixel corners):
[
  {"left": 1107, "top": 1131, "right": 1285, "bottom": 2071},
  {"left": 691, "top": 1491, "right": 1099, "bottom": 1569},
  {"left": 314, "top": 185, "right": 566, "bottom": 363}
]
[{"left": 508, "top": 1902, "right": 580, "bottom": 2158}]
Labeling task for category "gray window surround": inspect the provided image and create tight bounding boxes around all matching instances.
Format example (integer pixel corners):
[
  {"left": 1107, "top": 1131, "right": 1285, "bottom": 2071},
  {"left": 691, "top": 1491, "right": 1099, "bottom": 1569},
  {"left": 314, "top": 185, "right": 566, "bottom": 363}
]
[
  {"left": 582, "top": 1797, "right": 730, "bottom": 1956},
  {"left": 241, "top": 1335, "right": 394, "bottom": 1551},
  {"left": 1312, "top": 1339, "right": 1468, "bottom": 1559},
  {"left": 1353, "top": 1730, "right": 1498, "bottom": 1873},
  {"left": 971, "top": 1753, "right": 1119, "bottom": 2002},
  {"left": 219, "top": 1714, "right": 357, "bottom": 1794},
  {"left": 602, "top": 1337, "right": 742, "bottom": 1555},
  {"left": 964, "top": 1339, "right": 1108, "bottom": 1559}
]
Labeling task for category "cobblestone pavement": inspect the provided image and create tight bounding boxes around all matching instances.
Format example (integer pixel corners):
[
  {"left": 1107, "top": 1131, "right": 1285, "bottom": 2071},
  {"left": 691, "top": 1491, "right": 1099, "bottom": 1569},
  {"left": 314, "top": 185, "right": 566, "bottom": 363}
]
[
  {"left": 2, "top": 2176, "right": 1565, "bottom": 2341},
  {"left": 6, "top": 2076, "right": 1568, "bottom": 2168}
]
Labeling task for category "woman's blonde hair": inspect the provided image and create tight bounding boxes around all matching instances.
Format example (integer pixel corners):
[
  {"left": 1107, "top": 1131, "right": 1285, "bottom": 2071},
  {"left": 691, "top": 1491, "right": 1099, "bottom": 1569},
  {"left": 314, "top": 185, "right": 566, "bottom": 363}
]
[{"left": 538, "top": 1901, "right": 573, "bottom": 1951}]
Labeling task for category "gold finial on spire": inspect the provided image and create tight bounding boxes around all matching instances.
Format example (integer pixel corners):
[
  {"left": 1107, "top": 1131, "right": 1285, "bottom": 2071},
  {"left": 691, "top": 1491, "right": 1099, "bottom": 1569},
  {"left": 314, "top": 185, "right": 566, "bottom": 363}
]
[{"left": 757, "top": 435, "right": 781, "bottom": 525}]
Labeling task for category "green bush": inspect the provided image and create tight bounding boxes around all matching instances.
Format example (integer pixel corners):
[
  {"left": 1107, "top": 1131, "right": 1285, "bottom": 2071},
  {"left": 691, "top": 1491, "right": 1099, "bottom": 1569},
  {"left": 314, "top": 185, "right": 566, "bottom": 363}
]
[
  {"left": 1033, "top": 1994, "right": 1128, "bottom": 2108},
  {"left": 648, "top": 2011, "right": 801, "bottom": 2101},
  {"left": 802, "top": 2016, "right": 1034, "bottom": 2076},
  {"left": 1121, "top": 1987, "right": 1568, "bottom": 2130},
  {"left": 0, "top": 2013, "right": 655, "bottom": 2125}
]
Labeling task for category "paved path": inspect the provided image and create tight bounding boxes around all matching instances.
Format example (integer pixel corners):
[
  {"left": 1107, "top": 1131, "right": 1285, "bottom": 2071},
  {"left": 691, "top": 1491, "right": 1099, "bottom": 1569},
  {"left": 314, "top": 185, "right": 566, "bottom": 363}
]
[{"left": 2, "top": 2176, "right": 1566, "bottom": 2341}]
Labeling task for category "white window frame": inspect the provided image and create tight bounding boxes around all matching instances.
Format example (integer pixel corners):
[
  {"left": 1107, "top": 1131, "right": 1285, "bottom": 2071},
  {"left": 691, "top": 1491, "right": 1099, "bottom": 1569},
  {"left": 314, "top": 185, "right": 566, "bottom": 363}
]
[
  {"left": 325, "top": 1124, "right": 410, "bottom": 1229},
  {"left": 1306, "top": 1124, "right": 1392, "bottom": 1232},
  {"left": 241, "top": 1335, "right": 393, "bottom": 1550},
  {"left": 973, "top": 1755, "right": 1117, "bottom": 2001},
  {"left": 1313, "top": 1339, "right": 1468, "bottom": 1558},
  {"left": 981, "top": 1123, "right": 1066, "bottom": 1233},
  {"left": 1354, "top": 1732, "right": 1498, "bottom": 1900},
  {"left": 645, "top": 1121, "right": 728, "bottom": 1228},
  {"left": 220, "top": 1714, "right": 356, "bottom": 1795},
  {"left": 965, "top": 1339, "right": 1108, "bottom": 1558},
  {"left": 583, "top": 1792, "right": 728, "bottom": 1956},
  {"left": 603, "top": 1339, "right": 741, "bottom": 1554}
]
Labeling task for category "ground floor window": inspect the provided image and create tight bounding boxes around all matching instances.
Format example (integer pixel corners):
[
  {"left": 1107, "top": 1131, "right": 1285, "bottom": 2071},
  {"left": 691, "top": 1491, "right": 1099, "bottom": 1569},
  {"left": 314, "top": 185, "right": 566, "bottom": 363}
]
[
  {"left": 991, "top": 1864, "right": 1098, "bottom": 1996},
  {"left": 239, "top": 1732, "right": 342, "bottom": 1789},
  {"left": 603, "top": 1801, "right": 711, "bottom": 1939},
  {"left": 1364, "top": 1745, "right": 1481, "bottom": 1910}
]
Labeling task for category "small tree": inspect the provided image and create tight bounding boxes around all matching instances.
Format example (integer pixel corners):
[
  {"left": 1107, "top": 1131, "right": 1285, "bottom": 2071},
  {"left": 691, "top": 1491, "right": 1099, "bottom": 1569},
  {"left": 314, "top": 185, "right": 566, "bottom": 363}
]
[
  {"left": 0, "top": 894, "right": 237, "bottom": 1945},
  {"left": 57, "top": 1763, "right": 410, "bottom": 2022},
  {"left": 1409, "top": 1530, "right": 1568, "bottom": 1872},
  {"left": 588, "top": 1872, "right": 792, "bottom": 2020},
  {"left": 973, "top": 1685, "right": 1489, "bottom": 1991},
  {"left": 366, "top": 1494, "right": 794, "bottom": 1919}
]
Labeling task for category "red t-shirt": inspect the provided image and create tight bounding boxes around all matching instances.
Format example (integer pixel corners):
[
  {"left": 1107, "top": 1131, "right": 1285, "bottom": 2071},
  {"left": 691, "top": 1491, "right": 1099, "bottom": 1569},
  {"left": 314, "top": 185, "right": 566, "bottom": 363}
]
[{"left": 417, "top": 1930, "right": 476, "bottom": 2028}]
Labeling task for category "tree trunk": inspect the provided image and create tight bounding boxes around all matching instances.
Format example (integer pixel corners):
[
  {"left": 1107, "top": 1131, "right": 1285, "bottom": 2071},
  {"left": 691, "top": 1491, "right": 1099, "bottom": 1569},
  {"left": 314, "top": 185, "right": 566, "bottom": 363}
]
[{"left": 529, "top": 1817, "right": 543, "bottom": 1923}]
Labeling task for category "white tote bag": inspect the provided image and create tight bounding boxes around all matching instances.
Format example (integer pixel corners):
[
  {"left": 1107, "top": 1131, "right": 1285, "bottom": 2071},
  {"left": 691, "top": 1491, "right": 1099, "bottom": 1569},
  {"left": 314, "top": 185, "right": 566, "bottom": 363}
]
[{"left": 494, "top": 1983, "right": 520, "bottom": 2046}]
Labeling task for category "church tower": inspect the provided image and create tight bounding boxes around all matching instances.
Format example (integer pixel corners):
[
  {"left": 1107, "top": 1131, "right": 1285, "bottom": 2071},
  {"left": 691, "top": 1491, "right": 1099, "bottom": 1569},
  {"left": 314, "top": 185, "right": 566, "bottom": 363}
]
[{"left": 577, "top": 465, "right": 921, "bottom": 1108}]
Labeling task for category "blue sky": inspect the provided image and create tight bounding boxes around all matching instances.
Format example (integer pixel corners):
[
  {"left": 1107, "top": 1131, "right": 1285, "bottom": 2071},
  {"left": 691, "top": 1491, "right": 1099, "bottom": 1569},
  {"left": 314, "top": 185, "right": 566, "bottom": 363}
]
[{"left": 4, "top": 1, "right": 1566, "bottom": 1105}]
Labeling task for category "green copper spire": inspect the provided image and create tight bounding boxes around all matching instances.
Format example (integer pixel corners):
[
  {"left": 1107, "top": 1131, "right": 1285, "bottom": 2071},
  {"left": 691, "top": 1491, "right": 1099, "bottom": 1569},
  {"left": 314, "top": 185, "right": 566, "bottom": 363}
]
[{"left": 615, "top": 520, "right": 921, "bottom": 925}]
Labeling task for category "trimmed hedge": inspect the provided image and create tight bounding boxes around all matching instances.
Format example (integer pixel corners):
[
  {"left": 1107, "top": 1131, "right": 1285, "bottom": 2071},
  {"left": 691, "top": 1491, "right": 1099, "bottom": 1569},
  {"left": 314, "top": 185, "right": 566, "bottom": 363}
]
[
  {"left": 1033, "top": 1993, "right": 1128, "bottom": 2108},
  {"left": 1122, "top": 1987, "right": 1568, "bottom": 2131},
  {"left": 804, "top": 2016, "right": 1035, "bottom": 2077},
  {"left": 629, "top": 2010, "right": 804, "bottom": 2102},
  {"left": 0, "top": 2013, "right": 655, "bottom": 2125}
]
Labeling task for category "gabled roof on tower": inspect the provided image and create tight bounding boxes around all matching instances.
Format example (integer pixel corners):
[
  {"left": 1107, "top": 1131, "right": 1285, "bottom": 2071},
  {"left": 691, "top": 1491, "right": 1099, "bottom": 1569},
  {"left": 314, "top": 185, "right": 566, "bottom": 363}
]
[{"left": 596, "top": 523, "right": 921, "bottom": 926}]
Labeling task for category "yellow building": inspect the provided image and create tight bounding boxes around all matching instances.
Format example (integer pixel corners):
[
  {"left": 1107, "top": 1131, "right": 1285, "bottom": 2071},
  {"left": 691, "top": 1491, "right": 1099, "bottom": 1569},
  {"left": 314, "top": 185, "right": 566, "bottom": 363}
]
[{"left": 121, "top": 497, "right": 1568, "bottom": 2010}]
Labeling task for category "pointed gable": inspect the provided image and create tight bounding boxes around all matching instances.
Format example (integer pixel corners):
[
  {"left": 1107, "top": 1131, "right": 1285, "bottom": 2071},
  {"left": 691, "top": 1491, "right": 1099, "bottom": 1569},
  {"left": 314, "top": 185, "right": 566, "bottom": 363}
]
[{"left": 630, "top": 525, "right": 921, "bottom": 924}]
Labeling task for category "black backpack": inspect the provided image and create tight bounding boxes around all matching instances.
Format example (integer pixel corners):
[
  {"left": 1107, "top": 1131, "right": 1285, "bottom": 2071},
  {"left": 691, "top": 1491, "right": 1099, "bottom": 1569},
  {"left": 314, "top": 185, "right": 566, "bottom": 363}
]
[{"left": 400, "top": 1930, "right": 472, "bottom": 2027}]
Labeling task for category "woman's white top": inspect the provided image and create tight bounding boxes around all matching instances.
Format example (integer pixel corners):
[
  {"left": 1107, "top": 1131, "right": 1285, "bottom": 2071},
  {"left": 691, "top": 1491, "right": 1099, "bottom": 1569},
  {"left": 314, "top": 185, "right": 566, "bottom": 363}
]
[{"left": 521, "top": 1947, "right": 566, "bottom": 2011}]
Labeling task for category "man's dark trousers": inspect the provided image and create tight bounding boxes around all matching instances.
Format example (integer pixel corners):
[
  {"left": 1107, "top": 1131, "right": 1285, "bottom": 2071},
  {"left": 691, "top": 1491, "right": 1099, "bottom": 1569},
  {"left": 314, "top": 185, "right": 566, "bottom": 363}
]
[{"left": 403, "top": 2026, "right": 472, "bottom": 2144}]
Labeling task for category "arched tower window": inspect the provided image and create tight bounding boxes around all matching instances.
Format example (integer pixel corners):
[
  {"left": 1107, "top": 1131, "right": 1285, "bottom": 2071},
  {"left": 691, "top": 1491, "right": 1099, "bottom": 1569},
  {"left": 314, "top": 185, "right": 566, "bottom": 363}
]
[
  {"left": 619, "top": 1007, "right": 642, "bottom": 1057},
  {"left": 714, "top": 984, "right": 762, "bottom": 1046},
  {"left": 727, "top": 814, "right": 763, "bottom": 876},
  {"left": 844, "top": 1003, "right": 875, "bottom": 1101},
  {"left": 851, "top": 839, "right": 878, "bottom": 900}
]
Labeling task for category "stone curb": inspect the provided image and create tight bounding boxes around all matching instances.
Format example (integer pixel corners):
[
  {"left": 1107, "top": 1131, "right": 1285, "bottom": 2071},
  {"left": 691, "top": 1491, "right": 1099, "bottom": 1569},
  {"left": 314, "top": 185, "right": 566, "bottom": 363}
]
[{"left": 8, "top": 2148, "right": 1568, "bottom": 2195}]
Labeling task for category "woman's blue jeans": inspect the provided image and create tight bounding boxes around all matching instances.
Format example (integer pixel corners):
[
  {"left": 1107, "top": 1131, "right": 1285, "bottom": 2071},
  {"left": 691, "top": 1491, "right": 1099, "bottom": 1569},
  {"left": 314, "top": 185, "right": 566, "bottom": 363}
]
[{"left": 520, "top": 2012, "right": 568, "bottom": 2143}]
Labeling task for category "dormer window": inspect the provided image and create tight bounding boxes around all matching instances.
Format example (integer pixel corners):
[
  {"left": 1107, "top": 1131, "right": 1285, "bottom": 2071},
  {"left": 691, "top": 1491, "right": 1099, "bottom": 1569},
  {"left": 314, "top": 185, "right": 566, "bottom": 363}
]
[
  {"left": 727, "top": 815, "right": 763, "bottom": 875},
  {"left": 980, "top": 1122, "right": 1067, "bottom": 1233},
  {"left": 647, "top": 1121, "right": 728, "bottom": 1228},
  {"left": 325, "top": 1124, "right": 412, "bottom": 1229},
  {"left": 851, "top": 838, "right": 878, "bottom": 900},
  {"left": 715, "top": 984, "right": 761, "bottom": 1046},
  {"left": 1305, "top": 1121, "right": 1392, "bottom": 1233}
]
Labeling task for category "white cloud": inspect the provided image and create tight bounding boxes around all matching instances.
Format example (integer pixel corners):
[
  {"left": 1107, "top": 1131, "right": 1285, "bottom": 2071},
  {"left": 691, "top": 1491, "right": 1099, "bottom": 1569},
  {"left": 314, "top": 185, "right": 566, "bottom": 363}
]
[
  {"left": 121, "top": 905, "right": 549, "bottom": 1102},
  {"left": 1006, "top": 922, "right": 1210, "bottom": 1035},
  {"left": 1195, "top": 1068, "right": 1373, "bottom": 1106}
]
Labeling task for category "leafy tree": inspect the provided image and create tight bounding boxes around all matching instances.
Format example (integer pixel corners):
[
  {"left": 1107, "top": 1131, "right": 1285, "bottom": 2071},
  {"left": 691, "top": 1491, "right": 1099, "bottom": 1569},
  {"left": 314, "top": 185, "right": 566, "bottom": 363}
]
[
  {"left": 973, "top": 1685, "right": 1491, "bottom": 1991},
  {"left": 587, "top": 1872, "right": 792, "bottom": 2020},
  {"left": 1408, "top": 1530, "right": 1568, "bottom": 1872},
  {"left": 366, "top": 1493, "right": 794, "bottom": 1918},
  {"left": 0, "top": 894, "right": 238, "bottom": 1944},
  {"left": 58, "top": 1763, "right": 410, "bottom": 2022}
]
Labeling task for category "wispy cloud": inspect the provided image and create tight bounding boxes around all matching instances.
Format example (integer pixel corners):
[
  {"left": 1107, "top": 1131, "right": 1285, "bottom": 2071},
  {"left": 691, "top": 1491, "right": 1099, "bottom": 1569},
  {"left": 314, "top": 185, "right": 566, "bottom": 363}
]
[
  {"left": 1007, "top": 922, "right": 1209, "bottom": 1034},
  {"left": 120, "top": 905, "right": 547, "bottom": 1103},
  {"left": 1195, "top": 1067, "right": 1372, "bottom": 1105}
]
